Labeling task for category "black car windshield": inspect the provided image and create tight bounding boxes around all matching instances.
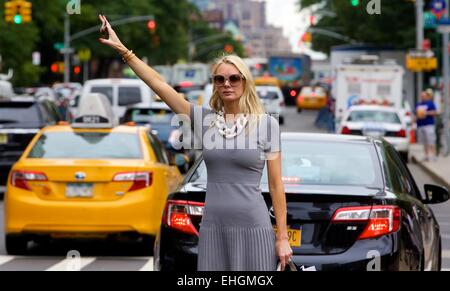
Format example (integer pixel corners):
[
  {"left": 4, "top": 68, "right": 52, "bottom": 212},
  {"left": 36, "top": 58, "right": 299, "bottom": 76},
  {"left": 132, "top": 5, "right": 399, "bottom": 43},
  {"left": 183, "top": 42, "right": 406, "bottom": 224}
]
[
  {"left": 348, "top": 110, "right": 401, "bottom": 124},
  {"left": 0, "top": 102, "right": 41, "bottom": 127},
  {"left": 190, "top": 140, "right": 382, "bottom": 188},
  {"left": 28, "top": 132, "right": 142, "bottom": 159},
  {"left": 128, "top": 108, "right": 175, "bottom": 124}
]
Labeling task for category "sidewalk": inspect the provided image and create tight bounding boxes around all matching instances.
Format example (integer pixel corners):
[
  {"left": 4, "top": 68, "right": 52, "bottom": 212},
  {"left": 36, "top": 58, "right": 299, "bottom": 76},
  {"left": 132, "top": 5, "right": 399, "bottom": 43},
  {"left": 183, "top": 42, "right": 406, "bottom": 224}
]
[{"left": 410, "top": 144, "right": 450, "bottom": 189}]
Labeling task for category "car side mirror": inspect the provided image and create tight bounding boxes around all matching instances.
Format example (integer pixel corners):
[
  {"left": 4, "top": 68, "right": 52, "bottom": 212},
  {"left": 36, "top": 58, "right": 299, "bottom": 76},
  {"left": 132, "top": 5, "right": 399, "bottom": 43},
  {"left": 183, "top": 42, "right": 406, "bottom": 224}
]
[
  {"left": 171, "top": 153, "right": 189, "bottom": 173},
  {"left": 424, "top": 184, "right": 450, "bottom": 204}
]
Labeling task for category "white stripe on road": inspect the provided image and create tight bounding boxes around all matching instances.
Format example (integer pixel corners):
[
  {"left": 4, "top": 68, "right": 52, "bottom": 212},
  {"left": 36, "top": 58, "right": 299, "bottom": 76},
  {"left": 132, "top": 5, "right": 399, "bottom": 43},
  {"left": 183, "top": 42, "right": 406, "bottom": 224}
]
[
  {"left": 0, "top": 256, "right": 15, "bottom": 266},
  {"left": 442, "top": 234, "right": 450, "bottom": 240},
  {"left": 443, "top": 250, "right": 450, "bottom": 259},
  {"left": 439, "top": 222, "right": 450, "bottom": 226},
  {"left": 46, "top": 257, "right": 96, "bottom": 271},
  {"left": 139, "top": 257, "right": 154, "bottom": 271},
  {"left": 443, "top": 269, "right": 450, "bottom": 271}
]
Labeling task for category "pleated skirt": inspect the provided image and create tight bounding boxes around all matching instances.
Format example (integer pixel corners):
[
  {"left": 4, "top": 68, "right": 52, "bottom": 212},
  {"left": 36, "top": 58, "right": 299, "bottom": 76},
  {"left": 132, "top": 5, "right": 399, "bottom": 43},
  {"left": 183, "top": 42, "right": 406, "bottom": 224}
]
[{"left": 197, "top": 225, "right": 277, "bottom": 271}]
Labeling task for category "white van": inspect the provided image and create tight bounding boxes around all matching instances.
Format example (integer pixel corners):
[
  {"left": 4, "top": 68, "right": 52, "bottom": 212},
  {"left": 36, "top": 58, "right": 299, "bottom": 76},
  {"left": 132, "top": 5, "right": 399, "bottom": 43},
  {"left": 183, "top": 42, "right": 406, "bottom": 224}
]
[{"left": 80, "top": 79, "right": 154, "bottom": 121}]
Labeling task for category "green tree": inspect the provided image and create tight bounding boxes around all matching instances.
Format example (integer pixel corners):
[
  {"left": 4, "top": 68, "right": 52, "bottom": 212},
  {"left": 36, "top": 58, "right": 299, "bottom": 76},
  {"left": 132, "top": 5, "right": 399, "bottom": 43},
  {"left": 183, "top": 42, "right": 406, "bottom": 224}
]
[{"left": 299, "top": 0, "right": 416, "bottom": 54}]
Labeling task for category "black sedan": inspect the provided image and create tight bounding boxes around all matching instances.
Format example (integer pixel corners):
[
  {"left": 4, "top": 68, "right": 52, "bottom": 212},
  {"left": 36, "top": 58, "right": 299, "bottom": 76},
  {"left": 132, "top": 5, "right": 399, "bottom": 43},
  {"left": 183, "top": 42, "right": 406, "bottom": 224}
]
[{"left": 153, "top": 133, "right": 449, "bottom": 271}]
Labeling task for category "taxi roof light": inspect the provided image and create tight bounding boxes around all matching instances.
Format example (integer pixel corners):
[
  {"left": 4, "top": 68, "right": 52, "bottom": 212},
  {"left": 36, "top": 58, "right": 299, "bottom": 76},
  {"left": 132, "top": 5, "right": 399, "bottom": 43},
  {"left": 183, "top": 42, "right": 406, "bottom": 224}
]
[{"left": 72, "top": 93, "right": 117, "bottom": 129}]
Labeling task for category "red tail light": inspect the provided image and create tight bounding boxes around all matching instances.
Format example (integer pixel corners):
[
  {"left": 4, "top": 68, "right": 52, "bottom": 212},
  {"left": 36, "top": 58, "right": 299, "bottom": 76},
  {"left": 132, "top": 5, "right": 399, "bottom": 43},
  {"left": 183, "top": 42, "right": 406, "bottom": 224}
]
[
  {"left": 11, "top": 171, "right": 48, "bottom": 191},
  {"left": 279, "top": 101, "right": 285, "bottom": 107},
  {"left": 113, "top": 172, "right": 153, "bottom": 192},
  {"left": 405, "top": 112, "right": 411, "bottom": 117},
  {"left": 331, "top": 206, "right": 401, "bottom": 240},
  {"left": 341, "top": 126, "right": 351, "bottom": 135},
  {"left": 163, "top": 200, "right": 205, "bottom": 236},
  {"left": 396, "top": 129, "right": 407, "bottom": 138},
  {"left": 290, "top": 90, "right": 297, "bottom": 97}
]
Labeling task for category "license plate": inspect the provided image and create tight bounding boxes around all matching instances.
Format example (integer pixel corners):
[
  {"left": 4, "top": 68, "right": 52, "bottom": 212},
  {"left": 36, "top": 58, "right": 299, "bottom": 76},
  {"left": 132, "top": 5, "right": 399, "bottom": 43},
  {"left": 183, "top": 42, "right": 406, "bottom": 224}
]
[
  {"left": 274, "top": 227, "right": 302, "bottom": 248},
  {"left": 0, "top": 134, "right": 8, "bottom": 144},
  {"left": 65, "top": 183, "right": 93, "bottom": 198}
]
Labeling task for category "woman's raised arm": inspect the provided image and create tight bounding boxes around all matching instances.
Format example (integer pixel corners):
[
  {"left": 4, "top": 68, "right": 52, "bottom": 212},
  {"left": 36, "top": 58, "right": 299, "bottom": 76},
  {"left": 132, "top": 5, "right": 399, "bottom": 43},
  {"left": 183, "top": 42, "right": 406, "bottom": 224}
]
[{"left": 98, "top": 14, "right": 190, "bottom": 116}]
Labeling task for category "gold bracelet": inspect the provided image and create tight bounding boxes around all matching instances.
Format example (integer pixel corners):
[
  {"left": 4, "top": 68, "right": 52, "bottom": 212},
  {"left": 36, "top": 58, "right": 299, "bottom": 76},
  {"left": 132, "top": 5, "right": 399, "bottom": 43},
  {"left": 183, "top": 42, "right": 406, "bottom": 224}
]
[
  {"left": 124, "top": 53, "right": 136, "bottom": 63},
  {"left": 122, "top": 50, "right": 135, "bottom": 63}
]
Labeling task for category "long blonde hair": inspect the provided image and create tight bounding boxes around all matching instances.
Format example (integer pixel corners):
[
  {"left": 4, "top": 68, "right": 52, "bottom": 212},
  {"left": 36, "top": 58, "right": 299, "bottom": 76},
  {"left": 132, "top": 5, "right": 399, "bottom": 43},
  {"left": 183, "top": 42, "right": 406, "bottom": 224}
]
[{"left": 209, "top": 55, "right": 265, "bottom": 116}]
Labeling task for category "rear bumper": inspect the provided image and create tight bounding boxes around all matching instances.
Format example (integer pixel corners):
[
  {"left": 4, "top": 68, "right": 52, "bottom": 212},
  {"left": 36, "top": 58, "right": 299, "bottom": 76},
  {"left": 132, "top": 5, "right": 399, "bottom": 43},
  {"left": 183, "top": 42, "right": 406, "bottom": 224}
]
[
  {"left": 4, "top": 187, "right": 165, "bottom": 237},
  {"left": 155, "top": 232, "right": 419, "bottom": 271},
  {"left": 298, "top": 100, "right": 327, "bottom": 110},
  {"left": 385, "top": 137, "right": 409, "bottom": 153},
  {"left": 292, "top": 236, "right": 407, "bottom": 271}
]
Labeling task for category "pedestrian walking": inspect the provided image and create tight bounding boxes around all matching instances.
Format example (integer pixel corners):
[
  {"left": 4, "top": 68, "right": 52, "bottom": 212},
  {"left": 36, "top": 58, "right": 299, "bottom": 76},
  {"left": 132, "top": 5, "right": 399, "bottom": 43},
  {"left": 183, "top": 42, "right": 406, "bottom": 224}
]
[
  {"left": 415, "top": 89, "right": 439, "bottom": 162},
  {"left": 98, "top": 15, "right": 292, "bottom": 271}
]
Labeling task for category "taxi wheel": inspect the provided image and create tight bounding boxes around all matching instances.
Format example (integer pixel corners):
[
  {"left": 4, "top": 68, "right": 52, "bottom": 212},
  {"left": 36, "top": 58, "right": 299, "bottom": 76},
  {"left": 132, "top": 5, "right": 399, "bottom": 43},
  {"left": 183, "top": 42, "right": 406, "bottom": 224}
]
[
  {"left": 5, "top": 234, "right": 29, "bottom": 255},
  {"left": 297, "top": 107, "right": 302, "bottom": 113}
]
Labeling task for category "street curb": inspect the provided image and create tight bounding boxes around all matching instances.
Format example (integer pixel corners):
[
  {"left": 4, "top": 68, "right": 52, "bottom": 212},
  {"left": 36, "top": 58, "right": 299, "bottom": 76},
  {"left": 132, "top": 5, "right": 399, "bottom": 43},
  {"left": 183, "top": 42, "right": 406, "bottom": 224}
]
[{"left": 411, "top": 156, "right": 450, "bottom": 190}]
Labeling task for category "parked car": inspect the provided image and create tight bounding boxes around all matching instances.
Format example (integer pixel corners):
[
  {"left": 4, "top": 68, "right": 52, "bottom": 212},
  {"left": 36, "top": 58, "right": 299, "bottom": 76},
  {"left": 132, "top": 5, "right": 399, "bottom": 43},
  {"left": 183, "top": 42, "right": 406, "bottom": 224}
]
[
  {"left": 0, "top": 96, "right": 62, "bottom": 196},
  {"left": 339, "top": 105, "right": 410, "bottom": 162},
  {"left": 297, "top": 86, "right": 328, "bottom": 112},
  {"left": 154, "top": 133, "right": 448, "bottom": 271},
  {"left": 256, "top": 85, "right": 285, "bottom": 125},
  {"left": 4, "top": 93, "right": 185, "bottom": 255},
  {"left": 81, "top": 79, "right": 155, "bottom": 122}
]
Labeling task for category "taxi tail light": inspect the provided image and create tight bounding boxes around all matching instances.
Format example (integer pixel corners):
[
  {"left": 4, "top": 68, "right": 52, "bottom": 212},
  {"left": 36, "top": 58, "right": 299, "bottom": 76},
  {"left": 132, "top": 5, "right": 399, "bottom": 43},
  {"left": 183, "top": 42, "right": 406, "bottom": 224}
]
[
  {"left": 11, "top": 171, "right": 48, "bottom": 191},
  {"left": 341, "top": 126, "right": 351, "bottom": 135},
  {"left": 113, "top": 172, "right": 153, "bottom": 192},
  {"left": 331, "top": 206, "right": 401, "bottom": 240},
  {"left": 163, "top": 200, "right": 205, "bottom": 236},
  {"left": 396, "top": 129, "right": 407, "bottom": 138},
  {"left": 290, "top": 90, "right": 297, "bottom": 98}
]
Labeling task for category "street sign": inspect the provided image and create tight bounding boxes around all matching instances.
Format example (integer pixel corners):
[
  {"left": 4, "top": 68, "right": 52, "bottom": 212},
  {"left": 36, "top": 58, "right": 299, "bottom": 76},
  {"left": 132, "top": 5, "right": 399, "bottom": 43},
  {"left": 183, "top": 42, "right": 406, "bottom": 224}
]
[
  {"left": 424, "top": 11, "right": 438, "bottom": 29},
  {"left": 431, "top": 0, "right": 447, "bottom": 19},
  {"left": 77, "top": 49, "right": 91, "bottom": 62},
  {"left": 60, "top": 47, "right": 75, "bottom": 54},
  {"left": 406, "top": 50, "right": 438, "bottom": 72},
  {"left": 32, "top": 51, "right": 40, "bottom": 66},
  {"left": 54, "top": 42, "right": 64, "bottom": 51}
]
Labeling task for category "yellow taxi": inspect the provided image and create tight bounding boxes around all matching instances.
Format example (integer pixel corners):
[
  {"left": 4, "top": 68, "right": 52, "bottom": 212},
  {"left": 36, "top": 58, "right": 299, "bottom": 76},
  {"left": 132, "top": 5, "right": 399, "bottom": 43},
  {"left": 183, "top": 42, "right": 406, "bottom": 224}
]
[
  {"left": 254, "top": 76, "right": 280, "bottom": 87},
  {"left": 297, "top": 86, "right": 328, "bottom": 112},
  {"left": 4, "top": 93, "right": 185, "bottom": 255}
]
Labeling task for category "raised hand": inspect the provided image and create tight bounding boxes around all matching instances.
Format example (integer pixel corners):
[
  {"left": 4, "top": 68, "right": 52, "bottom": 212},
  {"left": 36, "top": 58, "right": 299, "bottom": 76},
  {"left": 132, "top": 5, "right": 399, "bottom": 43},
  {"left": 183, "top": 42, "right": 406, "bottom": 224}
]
[{"left": 98, "top": 14, "right": 127, "bottom": 55}]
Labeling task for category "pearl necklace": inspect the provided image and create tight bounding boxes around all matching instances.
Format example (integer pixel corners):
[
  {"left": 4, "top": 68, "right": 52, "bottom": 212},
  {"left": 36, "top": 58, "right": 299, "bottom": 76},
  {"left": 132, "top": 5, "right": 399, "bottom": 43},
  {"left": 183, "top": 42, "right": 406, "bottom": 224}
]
[{"left": 214, "top": 109, "right": 248, "bottom": 139}]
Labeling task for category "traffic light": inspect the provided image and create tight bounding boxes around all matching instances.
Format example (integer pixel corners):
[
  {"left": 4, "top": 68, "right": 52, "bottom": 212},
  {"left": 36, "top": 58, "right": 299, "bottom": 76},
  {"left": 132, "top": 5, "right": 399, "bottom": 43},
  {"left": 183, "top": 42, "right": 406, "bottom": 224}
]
[
  {"left": 73, "top": 66, "right": 81, "bottom": 75},
  {"left": 4, "top": 0, "right": 32, "bottom": 24},
  {"left": 350, "top": 0, "right": 359, "bottom": 6},
  {"left": 147, "top": 19, "right": 157, "bottom": 33},
  {"left": 224, "top": 44, "right": 234, "bottom": 54}
]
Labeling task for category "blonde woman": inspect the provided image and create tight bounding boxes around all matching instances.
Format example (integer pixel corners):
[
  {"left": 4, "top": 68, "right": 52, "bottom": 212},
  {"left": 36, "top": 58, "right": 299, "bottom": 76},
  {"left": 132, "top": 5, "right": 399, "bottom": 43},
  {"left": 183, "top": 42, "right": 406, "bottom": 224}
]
[{"left": 98, "top": 15, "right": 292, "bottom": 271}]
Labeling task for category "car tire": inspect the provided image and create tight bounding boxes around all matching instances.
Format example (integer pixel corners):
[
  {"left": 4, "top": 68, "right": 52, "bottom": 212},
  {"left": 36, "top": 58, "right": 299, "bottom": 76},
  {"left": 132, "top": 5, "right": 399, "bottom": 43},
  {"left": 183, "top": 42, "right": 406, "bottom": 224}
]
[
  {"left": 297, "top": 108, "right": 302, "bottom": 113},
  {"left": 279, "top": 116, "right": 284, "bottom": 125},
  {"left": 5, "top": 234, "right": 29, "bottom": 255}
]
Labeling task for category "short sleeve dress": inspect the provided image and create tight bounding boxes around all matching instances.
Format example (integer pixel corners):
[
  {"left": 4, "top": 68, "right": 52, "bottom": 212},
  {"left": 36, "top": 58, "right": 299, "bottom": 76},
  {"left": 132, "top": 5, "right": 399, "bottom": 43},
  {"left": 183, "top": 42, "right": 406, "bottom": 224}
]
[{"left": 189, "top": 103, "right": 281, "bottom": 271}]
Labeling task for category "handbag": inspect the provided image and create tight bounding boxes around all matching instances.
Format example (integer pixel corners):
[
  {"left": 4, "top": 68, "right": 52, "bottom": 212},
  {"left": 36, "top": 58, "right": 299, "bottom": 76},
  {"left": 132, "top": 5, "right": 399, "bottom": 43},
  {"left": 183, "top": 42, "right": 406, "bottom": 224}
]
[
  {"left": 277, "top": 260, "right": 317, "bottom": 271},
  {"left": 277, "top": 260, "right": 298, "bottom": 271}
]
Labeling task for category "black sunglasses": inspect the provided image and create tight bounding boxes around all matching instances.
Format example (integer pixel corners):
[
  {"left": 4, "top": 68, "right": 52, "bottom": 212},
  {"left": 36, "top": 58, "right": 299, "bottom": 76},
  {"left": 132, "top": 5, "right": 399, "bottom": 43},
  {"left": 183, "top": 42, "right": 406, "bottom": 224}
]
[{"left": 213, "top": 74, "right": 244, "bottom": 87}]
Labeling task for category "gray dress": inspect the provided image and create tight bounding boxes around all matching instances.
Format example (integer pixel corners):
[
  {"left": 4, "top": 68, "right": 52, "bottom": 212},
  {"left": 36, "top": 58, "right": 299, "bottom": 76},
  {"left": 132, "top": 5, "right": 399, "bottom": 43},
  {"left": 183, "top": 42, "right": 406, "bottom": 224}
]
[{"left": 189, "top": 104, "right": 280, "bottom": 271}]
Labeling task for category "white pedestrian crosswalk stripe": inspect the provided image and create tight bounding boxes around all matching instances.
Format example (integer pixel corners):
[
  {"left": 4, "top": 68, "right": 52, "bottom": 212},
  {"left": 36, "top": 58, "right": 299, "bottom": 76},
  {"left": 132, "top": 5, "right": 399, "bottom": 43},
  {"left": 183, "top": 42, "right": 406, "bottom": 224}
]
[
  {"left": 46, "top": 257, "right": 96, "bottom": 271},
  {"left": 0, "top": 256, "right": 15, "bottom": 266},
  {"left": 0, "top": 255, "right": 154, "bottom": 271},
  {"left": 443, "top": 250, "right": 450, "bottom": 259}
]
